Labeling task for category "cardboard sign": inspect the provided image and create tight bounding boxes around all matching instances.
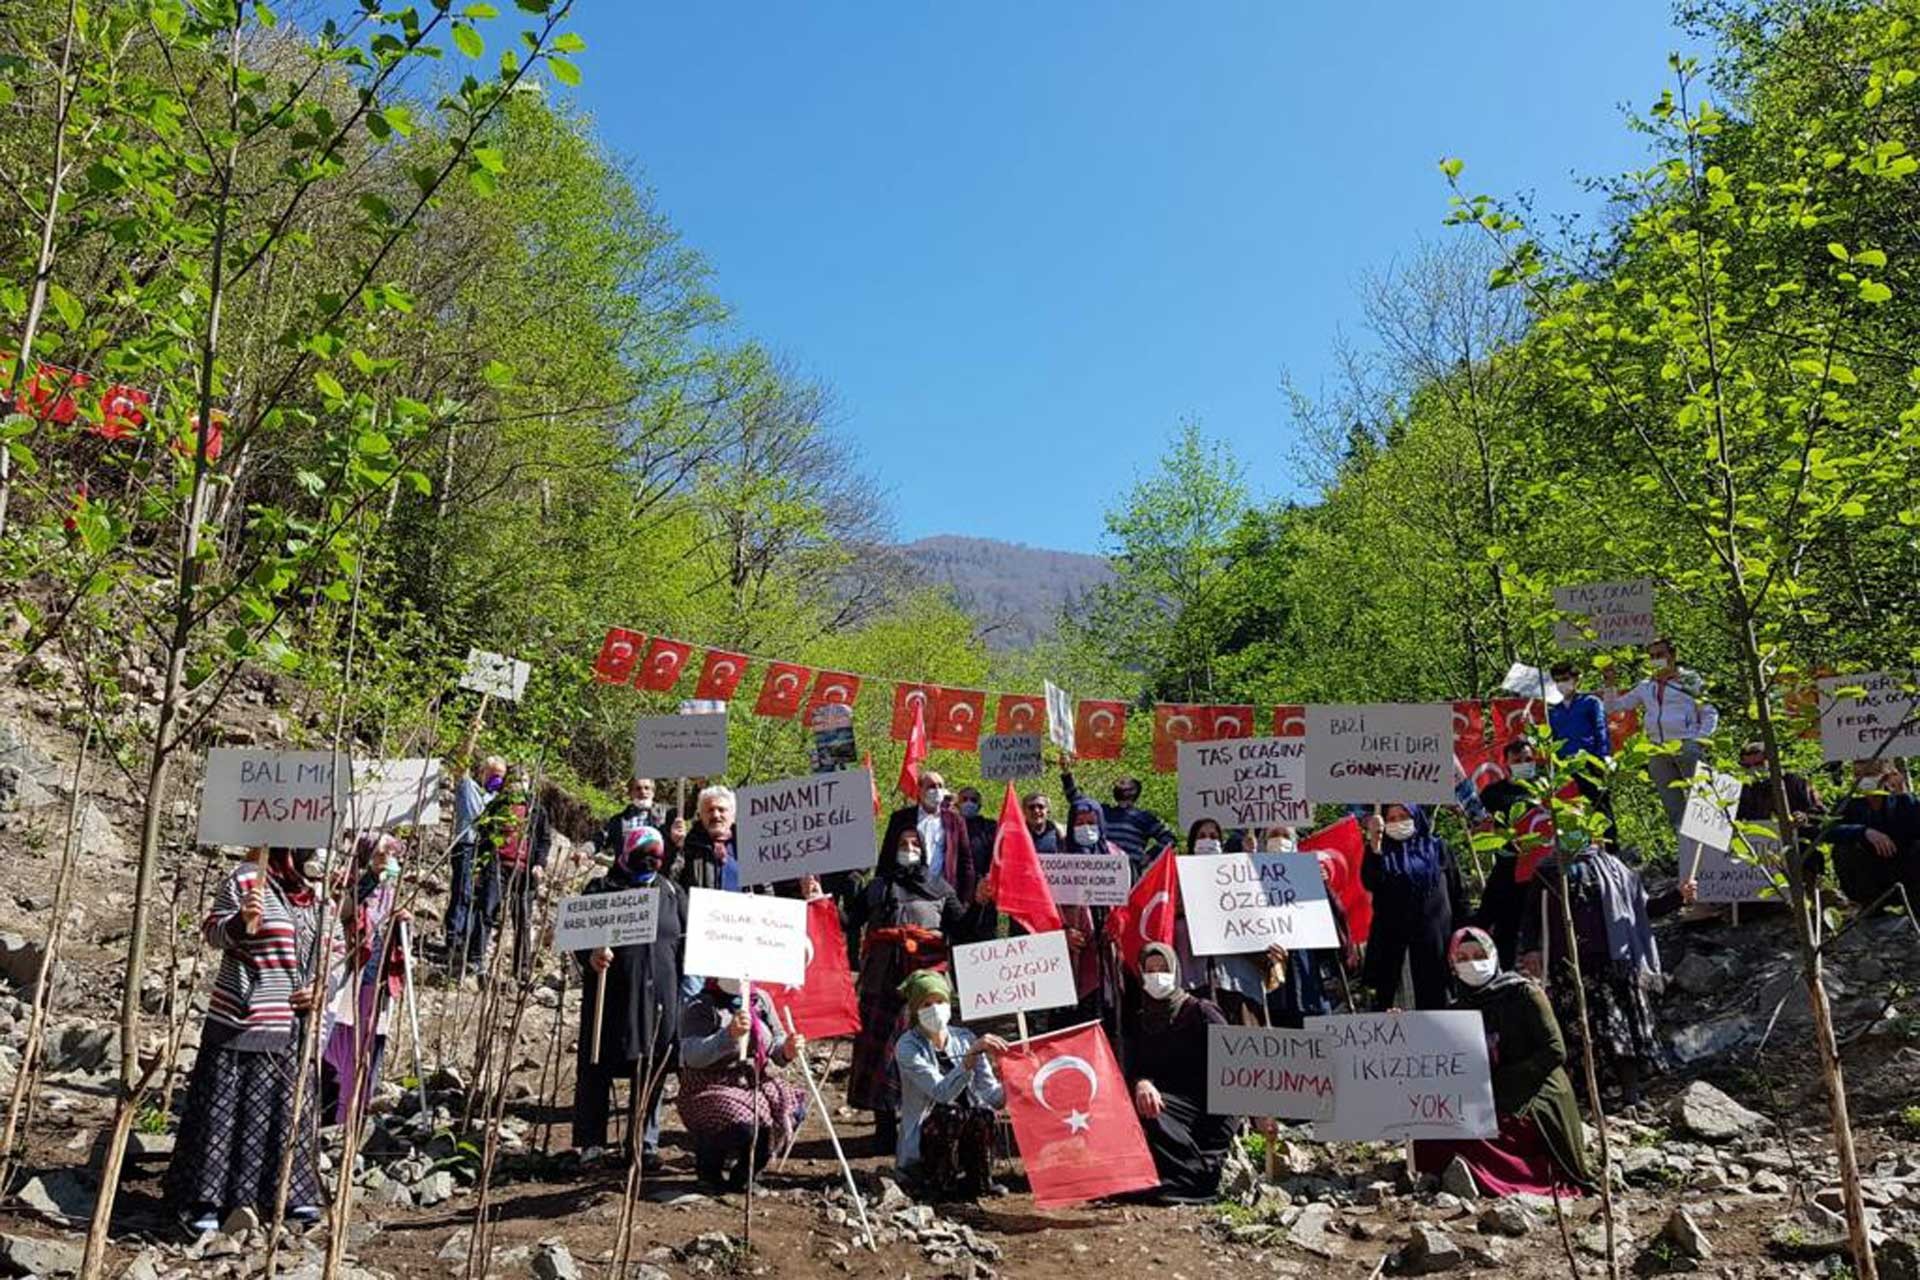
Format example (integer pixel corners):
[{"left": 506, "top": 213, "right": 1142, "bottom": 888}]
[
  {"left": 980, "top": 733, "right": 1045, "bottom": 781},
  {"left": 1206, "top": 1024, "right": 1333, "bottom": 1120},
  {"left": 1044, "top": 680, "right": 1076, "bottom": 755},
  {"left": 198, "top": 749, "right": 344, "bottom": 847},
  {"left": 1693, "top": 835, "right": 1781, "bottom": 904},
  {"left": 1678, "top": 764, "right": 1742, "bottom": 853},
  {"left": 459, "top": 648, "right": 530, "bottom": 701},
  {"left": 1552, "top": 578, "right": 1656, "bottom": 649},
  {"left": 1177, "top": 737, "right": 1311, "bottom": 828},
  {"left": 632, "top": 713, "right": 729, "bottom": 779},
  {"left": 1038, "top": 853, "right": 1134, "bottom": 907},
  {"left": 734, "top": 769, "right": 879, "bottom": 887},
  {"left": 1308, "top": 1011, "right": 1498, "bottom": 1142},
  {"left": 951, "top": 931, "right": 1078, "bottom": 1019},
  {"left": 1175, "top": 852, "right": 1341, "bottom": 954},
  {"left": 682, "top": 887, "right": 807, "bottom": 985},
  {"left": 346, "top": 757, "right": 441, "bottom": 832},
  {"left": 552, "top": 888, "right": 662, "bottom": 952},
  {"left": 1305, "top": 703, "right": 1453, "bottom": 805},
  {"left": 1818, "top": 671, "right": 1920, "bottom": 763}
]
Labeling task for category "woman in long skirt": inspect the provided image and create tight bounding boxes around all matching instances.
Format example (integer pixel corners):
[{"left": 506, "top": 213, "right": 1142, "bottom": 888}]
[
  {"left": 676, "top": 979, "right": 808, "bottom": 1189},
  {"left": 1126, "top": 942, "right": 1232, "bottom": 1204}
]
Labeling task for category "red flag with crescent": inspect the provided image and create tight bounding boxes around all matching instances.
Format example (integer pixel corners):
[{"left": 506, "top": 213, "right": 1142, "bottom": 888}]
[
  {"left": 693, "top": 649, "right": 749, "bottom": 701},
  {"left": 635, "top": 637, "right": 693, "bottom": 692},
  {"left": 1271, "top": 704, "right": 1307, "bottom": 738},
  {"left": 982, "top": 781, "right": 1062, "bottom": 934},
  {"left": 930, "top": 686, "right": 986, "bottom": 752},
  {"left": 753, "top": 662, "right": 812, "bottom": 719},
  {"left": 1074, "top": 699, "right": 1128, "bottom": 761},
  {"left": 1151, "top": 704, "right": 1205, "bottom": 773},
  {"left": 1300, "top": 816, "right": 1371, "bottom": 947},
  {"left": 995, "top": 694, "right": 1046, "bottom": 736},
  {"left": 1000, "top": 1021, "right": 1158, "bottom": 1207},
  {"left": 1491, "top": 697, "right": 1545, "bottom": 750},
  {"left": 592, "top": 628, "right": 645, "bottom": 685},
  {"left": 1105, "top": 847, "right": 1178, "bottom": 974},
  {"left": 890, "top": 683, "right": 934, "bottom": 741},
  {"left": 804, "top": 670, "right": 863, "bottom": 717},
  {"left": 898, "top": 698, "right": 929, "bottom": 798},
  {"left": 1203, "top": 705, "right": 1255, "bottom": 740},
  {"left": 763, "top": 897, "right": 860, "bottom": 1040}
]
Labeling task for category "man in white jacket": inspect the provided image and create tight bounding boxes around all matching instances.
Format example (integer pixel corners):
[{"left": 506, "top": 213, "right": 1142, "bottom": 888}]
[{"left": 1606, "top": 637, "right": 1720, "bottom": 831}]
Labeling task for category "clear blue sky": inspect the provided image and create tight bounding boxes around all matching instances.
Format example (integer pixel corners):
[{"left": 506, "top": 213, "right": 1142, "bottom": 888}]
[{"left": 567, "top": 4, "right": 1695, "bottom": 553}]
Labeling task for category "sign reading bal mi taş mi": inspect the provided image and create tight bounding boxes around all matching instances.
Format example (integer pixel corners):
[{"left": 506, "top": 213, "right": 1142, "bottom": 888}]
[
  {"left": 733, "top": 768, "right": 879, "bottom": 887},
  {"left": 198, "top": 749, "right": 345, "bottom": 847}
]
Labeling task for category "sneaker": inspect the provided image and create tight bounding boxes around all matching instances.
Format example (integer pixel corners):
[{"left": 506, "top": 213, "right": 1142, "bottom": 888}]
[
  {"left": 289, "top": 1205, "right": 323, "bottom": 1225},
  {"left": 181, "top": 1208, "right": 219, "bottom": 1235}
]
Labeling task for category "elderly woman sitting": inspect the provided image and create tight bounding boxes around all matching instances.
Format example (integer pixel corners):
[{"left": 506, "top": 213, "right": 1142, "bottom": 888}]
[
  {"left": 893, "top": 970, "right": 1009, "bottom": 1200},
  {"left": 1127, "top": 942, "right": 1232, "bottom": 1204},
  {"left": 677, "top": 978, "right": 809, "bottom": 1190}
]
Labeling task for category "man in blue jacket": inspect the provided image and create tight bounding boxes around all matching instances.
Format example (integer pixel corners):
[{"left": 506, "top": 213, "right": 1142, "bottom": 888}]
[{"left": 1549, "top": 661, "right": 1619, "bottom": 848}]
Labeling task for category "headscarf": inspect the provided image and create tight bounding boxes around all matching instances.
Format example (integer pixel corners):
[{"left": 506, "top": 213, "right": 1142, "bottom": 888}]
[
  {"left": 878, "top": 818, "right": 959, "bottom": 902},
  {"left": 1446, "top": 925, "right": 1529, "bottom": 999},
  {"left": 1185, "top": 818, "right": 1222, "bottom": 854},
  {"left": 612, "top": 823, "right": 664, "bottom": 886},
  {"left": 1139, "top": 940, "right": 1190, "bottom": 1025},
  {"left": 351, "top": 831, "right": 401, "bottom": 904},
  {"left": 1067, "top": 797, "right": 1108, "bottom": 851},
  {"left": 1376, "top": 805, "right": 1444, "bottom": 894},
  {"left": 898, "top": 968, "right": 952, "bottom": 1009},
  {"left": 265, "top": 847, "right": 316, "bottom": 907}
]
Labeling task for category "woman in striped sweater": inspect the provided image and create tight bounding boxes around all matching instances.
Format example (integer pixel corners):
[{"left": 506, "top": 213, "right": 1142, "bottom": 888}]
[{"left": 165, "top": 847, "right": 336, "bottom": 1234}]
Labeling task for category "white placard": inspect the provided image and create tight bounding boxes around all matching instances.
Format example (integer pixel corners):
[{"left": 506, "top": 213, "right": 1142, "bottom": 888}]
[
  {"left": 552, "top": 888, "right": 662, "bottom": 952},
  {"left": 1818, "top": 671, "right": 1920, "bottom": 763},
  {"left": 1175, "top": 852, "right": 1341, "bottom": 955},
  {"left": 1044, "top": 680, "right": 1076, "bottom": 755},
  {"left": 1177, "top": 737, "right": 1311, "bottom": 828},
  {"left": 460, "top": 648, "right": 530, "bottom": 701},
  {"left": 1038, "top": 853, "right": 1133, "bottom": 907},
  {"left": 1499, "top": 661, "right": 1564, "bottom": 706},
  {"left": 734, "top": 769, "right": 878, "bottom": 887},
  {"left": 1678, "top": 764, "right": 1742, "bottom": 853},
  {"left": 1552, "top": 578, "right": 1656, "bottom": 649},
  {"left": 1693, "top": 835, "right": 1781, "bottom": 904},
  {"left": 1308, "top": 1011, "right": 1498, "bottom": 1142},
  {"left": 979, "top": 733, "right": 1044, "bottom": 781},
  {"left": 346, "top": 757, "right": 441, "bottom": 832},
  {"left": 682, "top": 887, "right": 806, "bottom": 985},
  {"left": 1305, "top": 703, "right": 1454, "bottom": 806},
  {"left": 1206, "top": 1024, "right": 1334, "bottom": 1120},
  {"left": 632, "top": 712, "right": 729, "bottom": 779},
  {"left": 198, "top": 749, "right": 344, "bottom": 847},
  {"left": 951, "top": 931, "right": 1078, "bottom": 1020}
]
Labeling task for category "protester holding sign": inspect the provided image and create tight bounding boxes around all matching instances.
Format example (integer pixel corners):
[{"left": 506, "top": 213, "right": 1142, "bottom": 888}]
[
  {"left": 1171, "top": 818, "right": 1276, "bottom": 1027},
  {"left": 1126, "top": 942, "right": 1232, "bottom": 1204},
  {"left": 1056, "top": 799, "right": 1128, "bottom": 1037},
  {"left": 320, "top": 832, "right": 406, "bottom": 1126},
  {"left": 446, "top": 754, "right": 505, "bottom": 975},
  {"left": 893, "top": 970, "right": 1011, "bottom": 1199},
  {"left": 1412, "top": 928, "right": 1596, "bottom": 1197},
  {"left": 571, "top": 826, "right": 686, "bottom": 1169},
  {"left": 1823, "top": 759, "right": 1920, "bottom": 909},
  {"left": 1604, "top": 637, "right": 1721, "bottom": 831},
  {"left": 1360, "top": 805, "right": 1466, "bottom": 1011},
  {"left": 1547, "top": 662, "right": 1619, "bottom": 844},
  {"left": 1062, "top": 765, "right": 1176, "bottom": 875},
  {"left": 676, "top": 979, "right": 808, "bottom": 1190}
]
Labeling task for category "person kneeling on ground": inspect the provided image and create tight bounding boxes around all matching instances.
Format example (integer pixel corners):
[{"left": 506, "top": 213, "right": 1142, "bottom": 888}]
[
  {"left": 1822, "top": 759, "right": 1920, "bottom": 912},
  {"left": 676, "top": 977, "right": 808, "bottom": 1190},
  {"left": 1414, "top": 927, "right": 1596, "bottom": 1198},
  {"left": 894, "top": 970, "right": 1009, "bottom": 1199},
  {"left": 1127, "top": 942, "right": 1233, "bottom": 1205}
]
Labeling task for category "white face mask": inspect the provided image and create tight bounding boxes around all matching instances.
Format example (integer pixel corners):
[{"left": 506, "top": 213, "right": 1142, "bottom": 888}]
[
  {"left": 1510, "top": 762, "right": 1537, "bottom": 781},
  {"left": 1264, "top": 836, "right": 1296, "bottom": 854},
  {"left": 1142, "top": 971, "right": 1178, "bottom": 1001},
  {"left": 1192, "top": 837, "right": 1223, "bottom": 856},
  {"left": 921, "top": 787, "right": 947, "bottom": 810},
  {"left": 1072, "top": 824, "right": 1099, "bottom": 849},
  {"left": 714, "top": 978, "right": 742, "bottom": 996},
  {"left": 917, "top": 1003, "right": 951, "bottom": 1034},
  {"left": 1554, "top": 680, "right": 1577, "bottom": 699},
  {"left": 1454, "top": 958, "right": 1497, "bottom": 988},
  {"left": 1383, "top": 819, "right": 1417, "bottom": 842},
  {"left": 897, "top": 848, "right": 924, "bottom": 870},
  {"left": 302, "top": 855, "right": 327, "bottom": 881}
]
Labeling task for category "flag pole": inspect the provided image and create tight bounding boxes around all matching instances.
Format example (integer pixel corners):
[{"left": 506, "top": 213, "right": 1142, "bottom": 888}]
[
  {"left": 398, "top": 919, "right": 430, "bottom": 1121},
  {"left": 783, "top": 1008, "right": 874, "bottom": 1250}
]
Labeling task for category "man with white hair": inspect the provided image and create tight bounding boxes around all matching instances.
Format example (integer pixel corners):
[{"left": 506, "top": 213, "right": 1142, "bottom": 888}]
[
  {"left": 447, "top": 754, "right": 507, "bottom": 975},
  {"left": 677, "top": 785, "right": 741, "bottom": 894}
]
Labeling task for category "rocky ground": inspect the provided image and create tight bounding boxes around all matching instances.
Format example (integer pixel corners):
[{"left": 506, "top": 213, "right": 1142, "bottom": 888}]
[{"left": 0, "top": 671, "right": 1918, "bottom": 1278}]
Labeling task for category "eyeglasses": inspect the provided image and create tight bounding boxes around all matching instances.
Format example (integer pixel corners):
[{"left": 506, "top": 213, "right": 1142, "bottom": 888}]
[{"left": 1025, "top": 802, "right": 1047, "bottom": 811}]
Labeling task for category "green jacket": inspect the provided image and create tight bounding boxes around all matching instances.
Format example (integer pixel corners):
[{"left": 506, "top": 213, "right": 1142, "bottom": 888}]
[{"left": 1465, "top": 975, "right": 1597, "bottom": 1190}]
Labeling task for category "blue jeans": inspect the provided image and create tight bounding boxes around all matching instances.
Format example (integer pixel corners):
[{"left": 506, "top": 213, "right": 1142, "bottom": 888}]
[{"left": 445, "top": 842, "right": 479, "bottom": 961}]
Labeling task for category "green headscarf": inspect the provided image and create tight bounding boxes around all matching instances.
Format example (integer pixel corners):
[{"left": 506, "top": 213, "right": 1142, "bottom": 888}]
[{"left": 897, "top": 968, "right": 952, "bottom": 1009}]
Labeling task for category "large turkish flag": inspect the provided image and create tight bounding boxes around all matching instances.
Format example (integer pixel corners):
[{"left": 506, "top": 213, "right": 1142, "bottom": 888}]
[{"left": 1000, "top": 1021, "right": 1158, "bottom": 1207}]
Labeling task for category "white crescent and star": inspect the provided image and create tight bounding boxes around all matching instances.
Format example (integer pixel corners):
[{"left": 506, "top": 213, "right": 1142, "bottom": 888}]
[
  {"left": 951, "top": 701, "right": 976, "bottom": 726},
  {"left": 1164, "top": 713, "right": 1193, "bottom": 736},
  {"left": 1031, "top": 1054, "right": 1099, "bottom": 1135},
  {"left": 1215, "top": 714, "right": 1245, "bottom": 736},
  {"left": 1138, "top": 890, "right": 1170, "bottom": 942},
  {"left": 1088, "top": 708, "right": 1116, "bottom": 736},
  {"left": 775, "top": 671, "right": 801, "bottom": 694}
]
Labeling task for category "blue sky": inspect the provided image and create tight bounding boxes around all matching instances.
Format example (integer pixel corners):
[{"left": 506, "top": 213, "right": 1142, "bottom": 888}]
[{"left": 567, "top": 3, "right": 1695, "bottom": 553}]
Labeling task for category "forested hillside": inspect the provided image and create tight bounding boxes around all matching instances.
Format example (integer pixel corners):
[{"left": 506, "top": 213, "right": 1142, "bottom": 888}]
[{"left": 901, "top": 536, "right": 1111, "bottom": 650}]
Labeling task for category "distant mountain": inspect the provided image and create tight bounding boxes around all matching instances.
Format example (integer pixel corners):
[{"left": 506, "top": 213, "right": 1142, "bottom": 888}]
[{"left": 902, "top": 535, "right": 1114, "bottom": 651}]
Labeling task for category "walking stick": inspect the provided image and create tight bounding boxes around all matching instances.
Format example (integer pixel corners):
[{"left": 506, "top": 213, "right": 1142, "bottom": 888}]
[
  {"left": 783, "top": 1008, "right": 874, "bottom": 1251},
  {"left": 591, "top": 964, "right": 609, "bottom": 1066},
  {"left": 399, "top": 919, "right": 431, "bottom": 1121},
  {"left": 744, "top": 984, "right": 760, "bottom": 1250}
]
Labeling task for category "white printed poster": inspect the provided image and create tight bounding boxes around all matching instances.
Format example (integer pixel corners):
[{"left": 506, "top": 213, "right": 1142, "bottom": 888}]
[
  {"left": 460, "top": 648, "right": 530, "bottom": 701},
  {"left": 632, "top": 713, "right": 729, "bottom": 779},
  {"left": 1552, "top": 578, "right": 1657, "bottom": 649},
  {"left": 1175, "top": 852, "right": 1341, "bottom": 954},
  {"left": 198, "top": 749, "right": 344, "bottom": 847},
  {"left": 345, "top": 757, "right": 441, "bottom": 832},
  {"left": 552, "top": 888, "right": 662, "bottom": 952},
  {"left": 1037, "top": 853, "right": 1133, "bottom": 907},
  {"left": 1206, "top": 1024, "right": 1334, "bottom": 1120},
  {"left": 1308, "top": 1011, "right": 1498, "bottom": 1142},
  {"left": 734, "top": 769, "right": 879, "bottom": 886},
  {"left": 1304, "top": 703, "right": 1453, "bottom": 806},
  {"left": 1678, "top": 764, "right": 1742, "bottom": 853},
  {"left": 1818, "top": 671, "right": 1920, "bottom": 763},
  {"left": 1044, "top": 679, "right": 1076, "bottom": 755},
  {"left": 682, "top": 888, "right": 807, "bottom": 986},
  {"left": 1177, "top": 737, "right": 1311, "bottom": 828},
  {"left": 951, "top": 932, "right": 1078, "bottom": 1020}
]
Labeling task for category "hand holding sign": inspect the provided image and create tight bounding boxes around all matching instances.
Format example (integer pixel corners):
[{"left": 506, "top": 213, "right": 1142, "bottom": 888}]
[{"left": 240, "top": 873, "right": 266, "bottom": 936}]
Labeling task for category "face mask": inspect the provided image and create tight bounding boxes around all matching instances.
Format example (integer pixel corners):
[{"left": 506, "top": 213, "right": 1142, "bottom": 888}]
[
  {"left": 1192, "top": 837, "right": 1223, "bottom": 856},
  {"left": 484, "top": 775, "right": 505, "bottom": 793},
  {"left": 1383, "top": 820, "right": 1416, "bottom": 842},
  {"left": 381, "top": 856, "right": 401, "bottom": 883},
  {"left": 1142, "top": 972, "right": 1178, "bottom": 1001},
  {"left": 714, "top": 978, "right": 742, "bottom": 996},
  {"left": 1073, "top": 825, "right": 1099, "bottom": 849},
  {"left": 897, "top": 849, "right": 924, "bottom": 870},
  {"left": 1454, "top": 958, "right": 1497, "bottom": 988},
  {"left": 1264, "top": 836, "right": 1296, "bottom": 854},
  {"left": 1510, "top": 763, "right": 1537, "bottom": 781},
  {"left": 1554, "top": 680, "right": 1577, "bottom": 699},
  {"left": 922, "top": 787, "right": 947, "bottom": 809},
  {"left": 917, "top": 1003, "right": 951, "bottom": 1034},
  {"left": 302, "top": 855, "right": 327, "bottom": 881},
  {"left": 958, "top": 801, "right": 981, "bottom": 819}
]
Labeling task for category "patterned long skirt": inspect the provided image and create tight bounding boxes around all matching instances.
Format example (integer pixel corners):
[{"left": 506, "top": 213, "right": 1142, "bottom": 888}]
[
  {"left": 676, "top": 1062, "right": 808, "bottom": 1161},
  {"left": 847, "top": 943, "right": 941, "bottom": 1114},
  {"left": 164, "top": 1038, "right": 324, "bottom": 1215}
]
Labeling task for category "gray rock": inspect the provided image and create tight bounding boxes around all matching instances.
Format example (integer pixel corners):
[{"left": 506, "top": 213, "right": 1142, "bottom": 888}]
[
  {"left": 0, "top": 1231, "right": 83, "bottom": 1277},
  {"left": 1769, "top": 1211, "right": 1849, "bottom": 1259},
  {"left": 1669, "top": 1080, "right": 1765, "bottom": 1142},
  {"left": 1478, "top": 1202, "right": 1536, "bottom": 1237},
  {"left": 75, "top": 803, "right": 126, "bottom": 863},
  {"left": 16, "top": 1170, "right": 96, "bottom": 1221},
  {"left": 1661, "top": 1207, "right": 1712, "bottom": 1260},
  {"left": 437, "top": 1229, "right": 472, "bottom": 1263},
  {"left": 128, "top": 1131, "right": 175, "bottom": 1162},
  {"left": 1752, "top": 1169, "right": 1790, "bottom": 1195},
  {"left": 1439, "top": 1156, "right": 1478, "bottom": 1200},
  {"left": 1669, "top": 1015, "right": 1754, "bottom": 1065},
  {"left": 1286, "top": 1202, "right": 1337, "bottom": 1257},
  {"left": 414, "top": 1170, "right": 457, "bottom": 1207},
  {"left": 0, "top": 934, "right": 47, "bottom": 997},
  {"left": 118, "top": 1248, "right": 165, "bottom": 1280},
  {"left": 44, "top": 1022, "right": 115, "bottom": 1074},
  {"left": 374, "top": 1180, "right": 414, "bottom": 1209},
  {"left": 220, "top": 1206, "right": 261, "bottom": 1235},
  {"left": 1396, "top": 1223, "right": 1464, "bottom": 1274},
  {"left": 1669, "top": 950, "right": 1733, "bottom": 996}
]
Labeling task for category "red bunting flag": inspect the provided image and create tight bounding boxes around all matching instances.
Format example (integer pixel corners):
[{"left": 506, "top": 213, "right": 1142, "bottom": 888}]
[
  {"left": 995, "top": 694, "right": 1046, "bottom": 736},
  {"left": 1491, "top": 697, "right": 1545, "bottom": 749},
  {"left": 898, "top": 698, "right": 929, "bottom": 798},
  {"left": 1300, "top": 816, "right": 1371, "bottom": 949},
  {"left": 890, "top": 683, "right": 934, "bottom": 741},
  {"left": 805, "top": 670, "right": 863, "bottom": 717},
  {"left": 693, "top": 649, "right": 750, "bottom": 701},
  {"left": 763, "top": 897, "right": 861, "bottom": 1040},
  {"left": 753, "top": 662, "right": 812, "bottom": 718},
  {"left": 1074, "top": 699, "right": 1128, "bottom": 761},
  {"left": 930, "top": 686, "right": 986, "bottom": 752},
  {"left": 1000, "top": 1022, "right": 1158, "bottom": 1208},
  {"left": 982, "top": 781, "right": 1062, "bottom": 934},
  {"left": 636, "top": 638, "right": 693, "bottom": 692},
  {"left": 1271, "top": 704, "right": 1306, "bottom": 738},
  {"left": 1204, "top": 705, "right": 1255, "bottom": 740},
  {"left": 1105, "top": 846, "right": 1179, "bottom": 974},
  {"left": 592, "top": 628, "right": 645, "bottom": 685},
  {"left": 1151, "top": 703, "right": 1206, "bottom": 774}
]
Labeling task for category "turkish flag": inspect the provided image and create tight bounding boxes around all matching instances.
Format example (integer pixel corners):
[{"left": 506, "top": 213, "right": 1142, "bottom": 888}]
[
  {"left": 1301, "top": 816, "right": 1371, "bottom": 947},
  {"left": 635, "top": 638, "right": 693, "bottom": 692},
  {"left": 693, "top": 649, "right": 750, "bottom": 701},
  {"left": 1453, "top": 700, "right": 1496, "bottom": 786},
  {"left": 996, "top": 694, "right": 1046, "bottom": 736},
  {"left": 1000, "top": 1022, "right": 1158, "bottom": 1208},
  {"left": 805, "top": 670, "right": 863, "bottom": 717},
  {"left": 930, "top": 686, "right": 986, "bottom": 752},
  {"left": 98, "top": 383, "right": 149, "bottom": 439},
  {"left": 1491, "top": 698, "right": 1544, "bottom": 749},
  {"left": 1513, "top": 805, "right": 1557, "bottom": 883},
  {"left": 753, "top": 662, "right": 812, "bottom": 719},
  {"left": 592, "top": 628, "right": 645, "bottom": 685},
  {"left": 1074, "top": 699, "right": 1128, "bottom": 761},
  {"left": 1607, "top": 706, "right": 1641, "bottom": 754},
  {"left": 890, "top": 683, "right": 934, "bottom": 741},
  {"left": 1151, "top": 704, "right": 1205, "bottom": 774},
  {"left": 1204, "top": 705, "right": 1255, "bottom": 740},
  {"left": 983, "top": 781, "right": 1062, "bottom": 934},
  {"left": 1105, "top": 847, "right": 1178, "bottom": 974},
  {"left": 898, "top": 699, "right": 929, "bottom": 798},
  {"left": 763, "top": 897, "right": 860, "bottom": 1040},
  {"left": 1271, "top": 704, "right": 1306, "bottom": 738}
]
